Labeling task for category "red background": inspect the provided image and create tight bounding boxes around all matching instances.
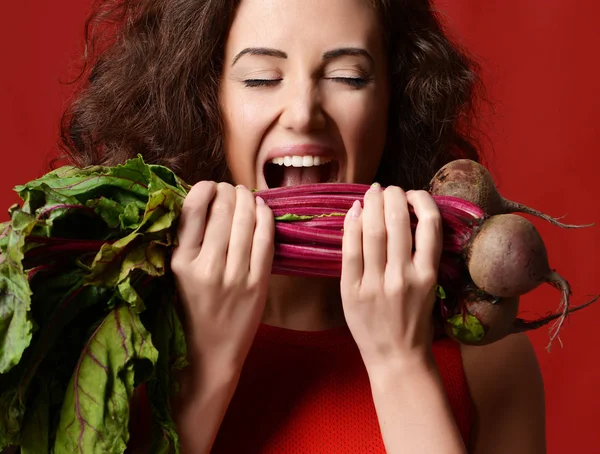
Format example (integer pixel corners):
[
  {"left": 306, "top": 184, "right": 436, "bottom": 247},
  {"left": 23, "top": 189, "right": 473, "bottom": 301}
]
[{"left": 1, "top": 1, "right": 599, "bottom": 452}]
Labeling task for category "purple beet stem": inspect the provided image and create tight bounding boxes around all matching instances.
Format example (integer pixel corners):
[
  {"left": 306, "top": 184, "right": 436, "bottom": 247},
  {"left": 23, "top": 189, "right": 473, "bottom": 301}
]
[{"left": 264, "top": 184, "right": 483, "bottom": 278}]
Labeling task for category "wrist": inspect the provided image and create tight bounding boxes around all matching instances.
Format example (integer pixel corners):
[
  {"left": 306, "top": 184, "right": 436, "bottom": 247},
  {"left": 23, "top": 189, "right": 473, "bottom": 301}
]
[
  {"left": 364, "top": 349, "right": 439, "bottom": 387},
  {"left": 181, "top": 355, "right": 241, "bottom": 390},
  {"left": 172, "top": 361, "right": 240, "bottom": 424}
]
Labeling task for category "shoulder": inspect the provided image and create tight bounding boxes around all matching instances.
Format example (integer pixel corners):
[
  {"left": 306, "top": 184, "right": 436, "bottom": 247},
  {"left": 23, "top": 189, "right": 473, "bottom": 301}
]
[{"left": 461, "top": 333, "right": 546, "bottom": 454}]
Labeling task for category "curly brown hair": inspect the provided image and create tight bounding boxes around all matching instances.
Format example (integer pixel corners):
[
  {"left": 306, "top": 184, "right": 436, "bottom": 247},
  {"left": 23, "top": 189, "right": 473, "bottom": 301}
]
[{"left": 57, "top": 0, "right": 484, "bottom": 190}]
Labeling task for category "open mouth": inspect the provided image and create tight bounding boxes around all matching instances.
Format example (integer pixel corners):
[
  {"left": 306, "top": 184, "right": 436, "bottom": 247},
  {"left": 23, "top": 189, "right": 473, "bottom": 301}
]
[{"left": 263, "top": 159, "right": 340, "bottom": 188}]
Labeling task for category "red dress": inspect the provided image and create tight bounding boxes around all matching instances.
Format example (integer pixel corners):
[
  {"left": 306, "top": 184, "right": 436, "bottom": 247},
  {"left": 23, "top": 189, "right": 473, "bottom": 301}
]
[{"left": 210, "top": 323, "right": 474, "bottom": 453}]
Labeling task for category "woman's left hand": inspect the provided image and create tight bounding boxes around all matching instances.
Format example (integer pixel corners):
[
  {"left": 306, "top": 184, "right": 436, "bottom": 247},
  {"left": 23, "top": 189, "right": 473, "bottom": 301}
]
[{"left": 340, "top": 183, "right": 443, "bottom": 371}]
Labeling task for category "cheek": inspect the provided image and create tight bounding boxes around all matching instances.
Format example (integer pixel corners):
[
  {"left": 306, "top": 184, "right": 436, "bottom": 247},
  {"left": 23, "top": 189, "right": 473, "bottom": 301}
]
[
  {"left": 332, "top": 95, "right": 388, "bottom": 180},
  {"left": 222, "top": 95, "right": 273, "bottom": 183}
]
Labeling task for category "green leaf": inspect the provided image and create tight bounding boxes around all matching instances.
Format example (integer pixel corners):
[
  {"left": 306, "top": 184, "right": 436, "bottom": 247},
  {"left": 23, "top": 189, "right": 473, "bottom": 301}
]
[
  {"left": 84, "top": 237, "right": 171, "bottom": 311},
  {"left": 120, "top": 202, "right": 142, "bottom": 230},
  {"left": 82, "top": 177, "right": 185, "bottom": 307},
  {"left": 0, "top": 281, "right": 111, "bottom": 449},
  {"left": 53, "top": 305, "right": 158, "bottom": 454},
  {"left": 14, "top": 156, "right": 152, "bottom": 207},
  {"left": 0, "top": 369, "right": 25, "bottom": 448},
  {"left": 275, "top": 214, "right": 315, "bottom": 221},
  {"left": 435, "top": 285, "right": 446, "bottom": 300},
  {"left": 0, "top": 155, "right": 189, "bottom": 448},
  {"left": 144, "top": 291, "right": 188, "bottom": 453},
  {"left": 447, "top": 313, "right": 485, "bottom": 344},
  {"left": 275, "top": 212, "right": 346, "bottom": 221},
  {"left": 84, "top": 197, "right": 127, "bottom": 230},
  {"left": 20, "top": 382, "right": 50, "bottom": 454},
  {"left": 17, "top": 277, "right": 110, "bottom": 410},
  {"left": 0, "top": 220, "right": 10, "bottom": 253},
  {"left": 0, "top": 210, "right": 36, "bottom": 374}
]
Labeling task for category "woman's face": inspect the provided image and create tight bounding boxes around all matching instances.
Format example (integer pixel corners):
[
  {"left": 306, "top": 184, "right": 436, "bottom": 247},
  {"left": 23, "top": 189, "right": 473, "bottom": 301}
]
[{"left": 220, "top": 0, "right": 389, "bottom": 190}]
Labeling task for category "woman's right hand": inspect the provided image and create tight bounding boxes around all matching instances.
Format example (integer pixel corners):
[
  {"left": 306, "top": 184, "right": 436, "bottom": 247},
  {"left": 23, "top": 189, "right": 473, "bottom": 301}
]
[{"left": 171, "top": 181, "right": 275, "bottom": 380}]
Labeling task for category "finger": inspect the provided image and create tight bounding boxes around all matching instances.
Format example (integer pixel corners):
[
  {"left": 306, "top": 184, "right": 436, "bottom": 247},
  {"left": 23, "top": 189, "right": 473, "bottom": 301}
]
[
  {"left": 406, "top": 190, "right": 443, "bottom": 275},
  {"left": 361, "top": 184, "right": 386, "bottom": 281},
  {"left": 248, "top": 196, "right": 275, "bottom": 284},
  {"left": 383, "top": 186, "right": 412, "bottom": 274},
  {"left": 196, "top": 183, "right": 236, "bottom": 273},
  {"left": 225, "top": 186, "right": 257, "bottom": 279},
  {"left": 175, "top": 180, "right": 217, "bottom": 262},
  {"left": 341, "top": 199, "right": 364, "bottom": 287}
]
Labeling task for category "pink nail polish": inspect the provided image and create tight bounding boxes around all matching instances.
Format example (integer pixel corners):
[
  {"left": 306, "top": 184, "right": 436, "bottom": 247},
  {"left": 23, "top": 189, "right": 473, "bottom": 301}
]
[{"left": 351, "top": 200, "right": 362, "bottom": 218}]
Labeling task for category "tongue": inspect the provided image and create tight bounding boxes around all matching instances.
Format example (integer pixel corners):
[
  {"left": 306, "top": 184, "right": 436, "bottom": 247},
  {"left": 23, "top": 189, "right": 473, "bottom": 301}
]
[{"left": 281, "top": 166, "right": 322, "bottom": 187}]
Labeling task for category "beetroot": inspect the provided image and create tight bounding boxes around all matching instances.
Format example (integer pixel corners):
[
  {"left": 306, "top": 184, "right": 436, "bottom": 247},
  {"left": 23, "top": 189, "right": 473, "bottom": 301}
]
[
  {"left": 444, "top": 291, "right": 597, "bottom": 348},
  {"left": 254, "top": 178, "right": 597, "bottom": 350},
  {"left": 428, "top": 159, "right": 593, "bottom": 229},
  {"left": 444, "top": 293, "right": 520, "bottom": 346},
  {"left": 465, "top": 214, "right": 568, "bottom": 298},
  {"left": 452, "top": 213, "right": 581, "bottom": 349}
]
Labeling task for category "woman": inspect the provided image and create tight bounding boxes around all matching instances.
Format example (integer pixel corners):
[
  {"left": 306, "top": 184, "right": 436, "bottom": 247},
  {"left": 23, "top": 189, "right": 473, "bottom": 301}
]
[{"left": 60, "top": 0, "right": 546, "bottom": 452}]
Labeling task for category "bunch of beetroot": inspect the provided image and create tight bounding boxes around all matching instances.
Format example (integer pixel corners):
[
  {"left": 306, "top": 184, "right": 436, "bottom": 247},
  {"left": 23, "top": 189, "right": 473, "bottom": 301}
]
[
  {"left": 0, "top": 156, "right": 597, "bottom": 452},
  {"left": 255, "top": 159, "right": 597, "bottom": 350}
]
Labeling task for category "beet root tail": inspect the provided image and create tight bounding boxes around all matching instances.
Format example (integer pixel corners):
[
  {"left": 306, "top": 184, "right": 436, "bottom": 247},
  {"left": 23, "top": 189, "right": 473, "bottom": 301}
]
[
  {"left": 513, "top": 294, "right": 599, "bottom": 352},
  {"left": 503, "top": 199, "right": 594, "bottom": 229}
]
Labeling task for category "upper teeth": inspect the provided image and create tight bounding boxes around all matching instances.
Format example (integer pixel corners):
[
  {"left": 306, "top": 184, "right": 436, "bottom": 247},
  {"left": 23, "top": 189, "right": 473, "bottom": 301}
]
[{"left": 269, "top": 156, "right": 333, "bottom": 167}]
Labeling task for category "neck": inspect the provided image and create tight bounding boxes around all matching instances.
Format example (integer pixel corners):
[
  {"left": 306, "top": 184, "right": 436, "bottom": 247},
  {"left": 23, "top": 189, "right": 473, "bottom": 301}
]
[{"left": 261, "top": 274, "right": 346, "bottom": 331}]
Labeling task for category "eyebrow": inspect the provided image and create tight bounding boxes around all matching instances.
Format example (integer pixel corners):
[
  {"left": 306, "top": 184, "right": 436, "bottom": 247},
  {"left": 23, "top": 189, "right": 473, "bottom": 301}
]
[
  {"left": 322, "top": 47, "right": 374, "bottom": 65},
  {"left": 231, "top": 47, "right": 374, "bottom": 67},
  {"left": 232, "top": 48, "right": 288, "bottom": 66}
]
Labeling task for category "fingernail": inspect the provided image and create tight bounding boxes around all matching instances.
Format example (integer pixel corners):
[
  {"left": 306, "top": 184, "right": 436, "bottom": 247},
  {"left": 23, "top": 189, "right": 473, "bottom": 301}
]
[
  {"left": 349, "top": 200, "right": 362, "bottom": 218},
  {"left": 370, "top": 182, "right": 381, "bottom": 191},
  {"left": 255, "top": 196, "right": 265, "bottom": 206},
  {"left": 236, "top": 184, "right": 246, "bottom": 190}
]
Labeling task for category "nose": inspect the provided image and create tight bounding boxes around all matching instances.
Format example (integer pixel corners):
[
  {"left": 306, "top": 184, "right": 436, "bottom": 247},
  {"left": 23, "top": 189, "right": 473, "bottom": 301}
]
[{"left": 278, "top": 79, "right": 326, "bottom": 133}]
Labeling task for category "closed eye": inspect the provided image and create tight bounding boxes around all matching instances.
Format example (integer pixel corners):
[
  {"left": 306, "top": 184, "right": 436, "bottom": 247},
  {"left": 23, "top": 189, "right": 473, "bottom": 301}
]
[
  {"left": 243, "top": 77, "right": 370, "bottom": 89},
  {"left": 244, "top": 79, "right": 281, "bottom": 88},
  {"left": 327, "top": 77, "right": 370, "bottom": 89}
]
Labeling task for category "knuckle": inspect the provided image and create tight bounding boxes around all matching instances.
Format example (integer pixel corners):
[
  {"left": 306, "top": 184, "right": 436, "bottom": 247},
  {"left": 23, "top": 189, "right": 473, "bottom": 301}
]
[
  {"left": 386, "top": 276, "right": 407, "bottom": 294},
  {"left": 254, "top": 227, "right": 275, "bottom": 249},
  {"left": 170, "top": 254, "right": 186, "bottom": 276},
  {"left": 419, "top": 270, "right": 438, "bottom": 288},
  {"left": 224, "top": 268, "right": 247, "bottom": 287},
  {"left": 211, "top": 191, "right": 235, "bottom": 214},
  {"left": 210, "top": 201, "right": 231, "bottom": 216},
  {"left": 360, "top": 284, "right": 381, "bottom": 301},
  {"left": 384, "top": 185, "right": 405, "bottom": 196},
  {"left": 217, "top": 181, "right": 236, "bottom": 194},
  {"left": 342, "top": 244, "right": 361, "bottom": 261},
  {"left": 255, "top": 210, "right": 275, "bottom": 234},
  {"left": 235, "top": 196, "right": 257, "bottom": 225},
  {"left": 364, "top": 187, "right": 382, "bottom": 201},
  {"left": 211, "top": 183, "right": 235, "bottom": 209},
  {"left": 238, "top": 212, "right": 256, "bottom": 230},
  {"left": 386, "top": 206, "right": 408, "bottom": 223},
  {"left": 194, "top": 266, "right": 222, "bottom": 287},
  {"left": 364, "top": 225, "right": 386, "bottom": 239},
  {"left": 183, "top": 181, "right": 217, "bottom": 211},
  {"left": 419, "top": 209, "right": 442, "bottom": 227},
  {"left": 408, "top": 189, "right": 430, "bottom": 200},
  {"left": 246, "top": 277, "right": 263, "bottom": 293},
  {"left": 190, "top": 179, "right": 217, "bottom": 195}
]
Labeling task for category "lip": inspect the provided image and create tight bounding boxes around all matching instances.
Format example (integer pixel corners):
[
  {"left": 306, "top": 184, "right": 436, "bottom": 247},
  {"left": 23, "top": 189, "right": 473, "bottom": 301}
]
[{"left": 258, "top": 144, "right": 342, "bottom": 190}]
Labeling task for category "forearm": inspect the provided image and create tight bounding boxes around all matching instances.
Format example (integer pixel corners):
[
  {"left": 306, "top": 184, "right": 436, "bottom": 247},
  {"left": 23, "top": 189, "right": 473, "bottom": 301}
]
[
  {"left": 367, "top": 356, "right": 466, "bottom": 454},
  {"left": 173, "top": 364, "right": 239, "bottom": 454}
]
